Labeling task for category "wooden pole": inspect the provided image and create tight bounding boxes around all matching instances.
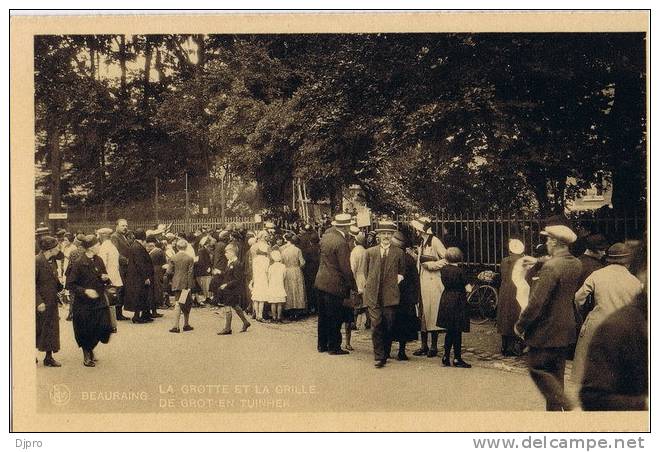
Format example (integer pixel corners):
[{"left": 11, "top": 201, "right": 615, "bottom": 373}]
[
  {"left": 185, "top": 172, "right": 190, "bottom": 233},
  {"left": 155, "top": 177, "right": 159, "bottom": 222}
]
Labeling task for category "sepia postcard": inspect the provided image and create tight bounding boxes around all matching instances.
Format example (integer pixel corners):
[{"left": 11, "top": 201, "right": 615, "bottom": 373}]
[{"left": 10, "top": 10, "right": 650, "bottom": 432}]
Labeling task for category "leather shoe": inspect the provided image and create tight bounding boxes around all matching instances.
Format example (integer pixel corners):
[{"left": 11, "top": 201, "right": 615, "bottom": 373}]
[
  {"left": 116, "top": 314, "right": 130, "bottom": 321},
  {"left": 412, "top": 348, "right": 429, "bottom": 356},
  {"left": 318, "top": 347, "right": 328, "bottom": 353},
  {"left": 374, "top": 359, "right": 387, "bottom": 368},
  {"left": 328, "top": 349, "right": 349, "bottom": 355},
  {"left": 441, "top": 356, "right": 451, "bottom": 367},
  {"left": 241, "top": 323, "right": 251, "bottom": 332},
  {"left": 83, "top": 359, "right": 95, "bottom": 367},
  {"left": 182, "top": 325, "right": 194, "bottom": 332},
  {"left": 132, "top": 317, "right": 146, "bottom": 324},
  {"left": 397, "top": 353, "right": 409, "bottom": 361},
  {"left": 43, "top": 358, "right": 62, "bottom": 367},
  {"left": 151, "top": 313, "right": 164, "bottom": 318},
  {"left": 427, "top": 349, "right": 438, "bottom": 358},
  {"left": 217, "top": 329, "right": 232, "bottom": 335},
  {"left": 453, "top": 359, "right": 472, "bottom": 368},
  {"left": 169, "top": 327, "right": 180, "bottom": 333}
]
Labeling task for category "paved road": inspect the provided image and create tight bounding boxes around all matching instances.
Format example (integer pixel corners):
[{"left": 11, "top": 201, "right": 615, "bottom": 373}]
[{"left": 36, "top": 306, "right": 574, "bottom": 414}]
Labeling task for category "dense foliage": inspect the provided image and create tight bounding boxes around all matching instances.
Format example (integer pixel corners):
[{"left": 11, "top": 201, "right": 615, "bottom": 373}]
[{"left": 35, "top": 33, "right": 646, "bottom": 217}]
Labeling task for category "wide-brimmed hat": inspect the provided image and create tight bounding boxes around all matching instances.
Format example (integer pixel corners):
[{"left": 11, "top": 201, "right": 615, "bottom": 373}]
[
  {"left": 605, "top": 242, "right": 632, "bottom": 264},
  {"left": 96, "top": 227, "right": 113, "bottom": 235},
  {"left": 80, "top": 234, "right": 99, "bottom": 249},
  {"left": 375, "top": 220, "right": 398, "bottom": 233},
  {"left": 585, "top": 233, "right": 609, "bottom": 252},
  {"left": 410, "top": 216, "right": 433, "bottom": 234},
  {"left": 508, "top": 239, "right": 525, "bottom": 255},
  {"left": 331, "top": 213, "right": 353, "bottom": 227},
  {"left": 38, "top": 236, "right": 59, "bottom": 251},
  {"left": 540, "top": 215, "right": 577, "bottom": 244}
]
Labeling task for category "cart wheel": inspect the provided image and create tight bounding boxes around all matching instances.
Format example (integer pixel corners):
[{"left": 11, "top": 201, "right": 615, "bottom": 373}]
[
  {"left": 477, "top": 285, "right": 498, "bottom": 320},
  {"left": 468, "top": 286, "right": 489, "bottom": 324}
]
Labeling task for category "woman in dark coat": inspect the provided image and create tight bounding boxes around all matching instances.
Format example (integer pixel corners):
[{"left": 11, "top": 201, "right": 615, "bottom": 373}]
[
  {"left": 436, "top": 247, "right": 471, "bottom": 368},
  {"left": 66, "top": 235, "right": 113, "bottom": 367},
  {"left": 214, "top": 244, "right": 251, "bottom": 335},
  {"left": 35, "top": 236, "right": 63, "bottom": 367},
  {"left": 496, "top": 239, "right": 525, "bottom": 356},
  {"left": 391, "top": 232, "right": 420, "bottom": 361}
]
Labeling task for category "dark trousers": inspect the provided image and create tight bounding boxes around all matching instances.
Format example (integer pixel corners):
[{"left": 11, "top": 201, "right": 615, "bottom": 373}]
[
  {"left": 369, "top": 305, "right": 396, "bottom": 361},
  {"left": 444, "top": 329, "right": 463, "bottom": 359},
  {"left": 527, "top": 347, "right": 573, "bottom": 411},
  {"left": 317, "top": 291, "right": 343, "bottom": 352}
]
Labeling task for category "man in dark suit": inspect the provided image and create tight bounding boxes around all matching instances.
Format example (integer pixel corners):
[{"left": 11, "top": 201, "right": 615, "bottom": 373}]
[
  {"left": 110, "top": 219, "right": 130, "bottom": 320},
  {"left": 314, "top": 213, "right": 356, "bottom": 355},
  {"left": 515, "top": 215, "right": 583, "bottom": 411},
  {"left": 123, "top": 229, "right": 155, "bottom": 323},
  {"left": 363, "top": 221, "right": 406, "bottom": 368}
]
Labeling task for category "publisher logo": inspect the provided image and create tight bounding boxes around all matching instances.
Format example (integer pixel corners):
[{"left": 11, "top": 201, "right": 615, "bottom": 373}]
[{"left": 49, "top": 384, "right": 71, "bottom": 406}]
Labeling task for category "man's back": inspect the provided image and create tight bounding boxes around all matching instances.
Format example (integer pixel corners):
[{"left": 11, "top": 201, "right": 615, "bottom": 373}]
[
  {"left": 314, "top": 228, "right": 354, "bottom": 297},
  {"left": 517, "top": 250, "right": 582, "bottom": 348}
]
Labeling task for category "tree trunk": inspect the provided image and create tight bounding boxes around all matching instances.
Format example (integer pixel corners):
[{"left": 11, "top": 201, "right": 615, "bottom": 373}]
[
  {"left": 47, "top": 119, "right": 62, "bottom": 211},
  {"left": 142, "top": 37, "right": 153, "bottom": 111},
  {"left": 119, "top": 35, "right": 127, "bottom": 102}
]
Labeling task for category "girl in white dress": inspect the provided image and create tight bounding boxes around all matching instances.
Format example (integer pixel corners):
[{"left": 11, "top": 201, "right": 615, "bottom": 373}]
[
  {"left": 250, "top": 242, "right": 270, "bottom": 322},
  {"left": 268, "top": 250, "right": 287, "bottom": 323}
]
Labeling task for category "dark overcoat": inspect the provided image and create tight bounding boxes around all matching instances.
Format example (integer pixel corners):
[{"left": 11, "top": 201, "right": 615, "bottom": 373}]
[
  {"left": 580, "top": 294, "right": 647, "bottom": 411},
  {"left": 212, "top": 259, "right": 244, "bottom": 307},
  {"left": 314, "top": 227, "right": 356, "bottom": 298},
  {"left": 496, "top": 254, "right": 523, "bottom": 336},
  {"left": 110, "top": 232, "right": 130, "bottom": 277},
  {"left": 436, "top": 264, "right": 470, "bottom": 332},
  {"left": 123, "top": 241, "right": 154, "bottom": 312},
  {"left": 516, "top": 249, "right": 582, "bottom": 348},
  {"left": 149, "top": 247, "right": 167, "bottom": 306},
  {"left": 36, "top": 253, "right": 62, "bottom": 352}
]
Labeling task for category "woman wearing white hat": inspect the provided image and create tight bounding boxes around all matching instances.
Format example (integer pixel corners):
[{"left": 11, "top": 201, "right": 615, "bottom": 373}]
[{"left": 410, "top": 216, "right": 447, "bottom": 357}]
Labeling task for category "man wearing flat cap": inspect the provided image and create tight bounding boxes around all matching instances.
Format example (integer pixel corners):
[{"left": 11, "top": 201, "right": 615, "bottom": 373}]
[
  {"left": 363, "top": 221, "right": 405, "bottom": 368},
  {"left": 314, "top": 213, "right": 357, "bottom": 355},
  {"left": 515, "top": 215, "right": 583, "bottom": 411},
  {"left": 36, "top": 236, "right": 63, "bottom": 367}
]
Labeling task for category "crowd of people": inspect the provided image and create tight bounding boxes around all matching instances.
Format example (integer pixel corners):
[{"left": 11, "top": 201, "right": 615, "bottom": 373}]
[{"left": 34, "top": 211, "right": 647, "bottom": 411}]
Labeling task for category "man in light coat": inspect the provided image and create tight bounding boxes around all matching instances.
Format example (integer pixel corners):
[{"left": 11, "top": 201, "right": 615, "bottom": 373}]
[{"left": 98, "top": 228, "right": 122, "bottom": 330}]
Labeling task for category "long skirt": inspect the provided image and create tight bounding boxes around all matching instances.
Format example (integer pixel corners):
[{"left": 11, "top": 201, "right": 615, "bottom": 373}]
[
  {"left": 284, "top": 266, "right": 307, "bottom": 310},
  {"left": 36, "top": 302, "right": 60, "bottom": 352},
  {"left": 420, "top": 268, "right": 444, "bottom": 332},
  {"left": 72, "top": 298, "right": 113, "bottom": 350}
]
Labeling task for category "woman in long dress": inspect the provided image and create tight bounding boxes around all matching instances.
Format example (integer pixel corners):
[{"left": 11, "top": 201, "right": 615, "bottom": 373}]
[
  {"left": 496, "top": 239, "right": 526, "bottom": 356},
  {"left": 410, "top": 217, "right": 447, "bottom": 358},
  {"left": 572, "top": 243, "right": 643, "bottom": 385},
  {"left": 281, "top": 233, "right": 306, "bottom": 318},
  {"left": 65, "top": 235, "right": 114, "bottom": 367}
]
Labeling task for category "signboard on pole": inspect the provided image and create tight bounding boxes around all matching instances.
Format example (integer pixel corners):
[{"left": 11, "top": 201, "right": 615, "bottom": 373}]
[
  {"left": 356, "top": 209, "right": 371, "bottom": 228},
  {"left": 48, "top": 212, "right": 68, "bottom": 220}
]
